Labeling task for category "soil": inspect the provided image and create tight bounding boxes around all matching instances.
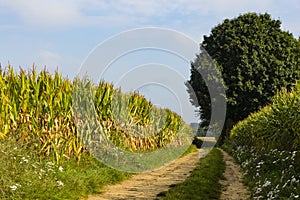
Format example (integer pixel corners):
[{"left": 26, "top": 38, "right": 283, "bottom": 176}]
[
  {"left": 87, "top": 148, "right": 250, "bottom": 200},
  {"left": 88, "top": 148, "right": 209, "bottom": 200},
  {"left": 218, "top": 148, "right": 250, "bottom": 200}
]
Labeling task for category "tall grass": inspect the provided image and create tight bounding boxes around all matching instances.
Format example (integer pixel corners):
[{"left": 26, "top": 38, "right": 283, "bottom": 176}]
[{"left": 0, "top": 138, "right": 130, "bottom": 200}]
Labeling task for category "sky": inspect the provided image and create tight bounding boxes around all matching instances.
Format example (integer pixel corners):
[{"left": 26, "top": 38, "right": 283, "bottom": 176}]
[{"left": 0, "top": 0, "right": 300, "bottom": 124}]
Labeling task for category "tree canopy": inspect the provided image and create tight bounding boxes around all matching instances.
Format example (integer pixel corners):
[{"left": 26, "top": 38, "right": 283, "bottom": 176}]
[{"left": 187, "top": 13, "right": 300, "bottom": 139}]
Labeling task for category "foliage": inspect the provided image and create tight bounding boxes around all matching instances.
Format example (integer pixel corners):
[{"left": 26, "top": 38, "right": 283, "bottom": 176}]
[
  {"left": 187, "top": 13, "right": 300, "bottom": 139},
  {"left": 226, "top": 81, "right": 300, "bottom": 199},
  {"left": 230, "top": 81, "right": 300, "bottom": 151},
  {"left": 158, "top": 148, "right": 225, "bottom": 200},
  {"left": 0, "top": 138, "right": 130, "bottom": 200},
  {"left": 0, "top": 66, "right": 78, "bottom": 163},
  {"left": 0, "top": 66, "right": 193, "bottom": 163}
]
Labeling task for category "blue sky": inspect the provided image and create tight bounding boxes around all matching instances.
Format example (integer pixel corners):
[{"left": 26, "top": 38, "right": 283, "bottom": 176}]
[
  {"left": 1, "top": 0, "right": 299, "bottom": 123},
  {"left": 1, "top": 0, "right": 299, "bottom": 76}
]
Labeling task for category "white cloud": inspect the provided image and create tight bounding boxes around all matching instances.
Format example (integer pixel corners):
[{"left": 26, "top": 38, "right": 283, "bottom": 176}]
[
  {"left": 174, "top": 0, "right": 271, "bottom": 15},
  {"left": 1, "top": 0, "right": 298, "bottom": 33},
  {"left": 1, "top": 0, "right": 82, "bottom": 28},
  {"left": 0, "top": 0, "right": 257, "bottom": 26}
]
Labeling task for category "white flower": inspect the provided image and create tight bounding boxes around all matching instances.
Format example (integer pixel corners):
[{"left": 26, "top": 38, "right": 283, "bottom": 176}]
[
  {"left": 262, "top": 180, "right": 271, "bottom": 187},
  {"left": 282, "top": 180, "right": 290, "bottom": 188},
  {"left": 255, "top": 187, "right": 262, "bottom": 194},
  {"left": 58, "top": 166, "right": 63, "bottom": 172},
  {"left": 22, "top": 157, "right": 29, "bottom": 163},
  {"left": 57, "top": 180, "right": 64, "bottom": 187},
  {"left": 46, "top": 162, "right": 54, "bottom": 168},
  {"left": 10, "top": 183, "right": 21, "bottom": 191},
  {"left": 10, "top": 185, "right": 17, "bottom": 191},
  {"left": 258, "top": 161, "right": 264, "bottom": 165}
]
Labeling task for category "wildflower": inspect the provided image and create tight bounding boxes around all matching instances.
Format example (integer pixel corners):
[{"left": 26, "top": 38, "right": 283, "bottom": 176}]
[
  {"left": 258, "top": 161, "right": 264, "bottom": 165},
  {"left": 10, "top": 183, "right": 21, "bottom": 191},
  {"left": 282, "top": 180, "right": 290, "bottom": 188},
  {"left": 47, "top": 168, "right": 54, "bottom": 172},
  {"left": 291, "top": 151, "right": 297, "bottom": 160},
  {"left": 58, "top": 166, "right": 63, "bottom": 172},
  {"left": 267, "top": 191, "right": 274, "bottom": 198},
  {"left": 46, "top": 162, "right": 54, "bottom": 168},
  {"left": 10, "top": 185, "right": 17, "bottom": 191},
  {"left": 255, "top": 187, "right": 262, "bottom": 194},
  {"left": 262, "top": 180, "right": 271, "bottom": 187},
  {"left": 57, "top": 180, "right": 64, "bottom": 187},
  {"left": 22, "top": 157, "right": 29, "bottom": 163}
]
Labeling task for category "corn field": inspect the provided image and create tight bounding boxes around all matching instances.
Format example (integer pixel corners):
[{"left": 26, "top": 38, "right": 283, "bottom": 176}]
[
  {"left": 0, "top": 66, "right": 193, "bottom": 163},
  {"left": 230, "top": 81, "right": 300, "bottom": 151}
]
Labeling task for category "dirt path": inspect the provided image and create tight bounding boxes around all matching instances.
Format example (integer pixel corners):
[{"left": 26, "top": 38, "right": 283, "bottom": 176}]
[
  {"left": 88, "top": 148, "right": 208, "bottom": 200},
  {"left": 218, "top": 148, "right": 250, "bottom": 200}
]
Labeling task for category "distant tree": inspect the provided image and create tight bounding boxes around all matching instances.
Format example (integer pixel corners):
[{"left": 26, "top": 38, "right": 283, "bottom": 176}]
[{"left": 187, "top": 13, "right": 300, "bottom": 142}]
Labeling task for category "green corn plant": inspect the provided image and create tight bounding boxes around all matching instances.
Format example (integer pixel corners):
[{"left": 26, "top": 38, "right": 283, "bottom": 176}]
[
  {"left": 230, "top": 81, "right": 300, "bottom": 151},
  {"left": 0, "top": 65, "right": 193, "bottom": 163}
]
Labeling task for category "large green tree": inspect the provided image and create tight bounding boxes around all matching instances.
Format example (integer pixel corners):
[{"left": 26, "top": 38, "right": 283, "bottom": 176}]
[{"left": 187, "top": 13, "right": 300, "bottom": 140}]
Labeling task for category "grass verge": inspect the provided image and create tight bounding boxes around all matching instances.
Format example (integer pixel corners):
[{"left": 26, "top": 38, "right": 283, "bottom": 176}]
[
  {"left": 0, "top": 139, "right": 130, "bottom": 200},
  {"left": 157, "top": 148, "right": 225, "bottom": 200},
  {"left": 0, "top": 139, "right": 199, "bottom": 199}
]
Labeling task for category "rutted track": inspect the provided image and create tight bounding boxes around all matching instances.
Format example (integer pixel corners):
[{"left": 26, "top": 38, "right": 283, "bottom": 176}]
[{"left": 88, "top": 148, "right": 208, "bottom": 200}]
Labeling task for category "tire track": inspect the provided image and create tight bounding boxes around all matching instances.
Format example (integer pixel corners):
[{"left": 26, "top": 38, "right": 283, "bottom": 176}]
[{"left": 88, "top": 149, "right": 208, "bottom": 200}]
